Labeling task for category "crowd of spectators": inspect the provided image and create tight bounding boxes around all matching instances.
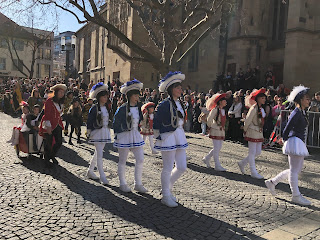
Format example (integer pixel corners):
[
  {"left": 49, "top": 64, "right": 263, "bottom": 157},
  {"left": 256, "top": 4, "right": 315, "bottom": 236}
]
[{"left": 1, "top": 71, "right": 319, "bottom": 147}]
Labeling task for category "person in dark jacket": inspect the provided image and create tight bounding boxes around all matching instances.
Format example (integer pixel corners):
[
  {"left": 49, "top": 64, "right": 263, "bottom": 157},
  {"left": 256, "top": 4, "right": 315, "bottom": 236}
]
[
  {"left": 154, "top": 71, "right": 188, "bottom": 208},
  {"left": 265, "top": 85, "right": 312, "bottom": 206},
  {"left": 67, "top": 97, "right": 83, "bottom": 145},
  {"left": 113, "top": 79, "right": 147, "bottom": 194},
  {"left": 86, "top": 83, "right": 113, "bottom": 185}
]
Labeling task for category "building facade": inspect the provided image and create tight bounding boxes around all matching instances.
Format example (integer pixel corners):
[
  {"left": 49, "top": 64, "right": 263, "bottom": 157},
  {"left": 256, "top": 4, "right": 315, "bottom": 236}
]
[
  {"left": 75, "top": 0, "right": 320, "bottom": 92},
  {"left": 23, "top": 27, "right": 54, "bottom": 79},
  {"left": 53, "top": 31, "right": 76, "bottom": 78}
]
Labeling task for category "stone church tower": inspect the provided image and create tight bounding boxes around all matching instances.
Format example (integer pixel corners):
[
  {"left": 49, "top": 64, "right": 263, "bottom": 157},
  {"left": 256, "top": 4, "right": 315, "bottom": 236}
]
[{"left": 226, "top": 0, "right": 319, "bottom": 91}]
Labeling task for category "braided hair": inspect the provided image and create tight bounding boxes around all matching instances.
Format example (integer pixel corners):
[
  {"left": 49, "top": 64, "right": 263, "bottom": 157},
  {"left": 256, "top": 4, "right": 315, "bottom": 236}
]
[
  {"left": 167, "top": 82, "right": 184, "bottom": 119},
  {"left": 215, "top": 98, "right": 226, "bottom": 123},
  {"left": 255, "top": 93, "right": 266, "bottom": 119},
  {"left": 126, "top": 89, "right": 140, "bottom": 124},
  {"left": 96, "top": 90, "right": 112, "bottom": 126}
]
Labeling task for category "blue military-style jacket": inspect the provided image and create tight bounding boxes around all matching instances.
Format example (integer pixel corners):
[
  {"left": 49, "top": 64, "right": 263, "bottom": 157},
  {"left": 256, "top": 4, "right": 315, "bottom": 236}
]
[
  {"left": 113, "top": 103, "right": 143, "bottom": 134},
  {"left": 283, "top": 107, "right": 308, "bottom": 141}
]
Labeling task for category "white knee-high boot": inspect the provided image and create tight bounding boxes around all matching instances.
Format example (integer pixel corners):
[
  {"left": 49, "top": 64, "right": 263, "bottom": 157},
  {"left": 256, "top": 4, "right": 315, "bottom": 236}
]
[
  {"left": 161, "top": 150, "right": 178, "bottom": 207},
  {"left": 118, "top": 148, "right": 130, "bottom": 191},
  {"left": 213, "top": 140, "right": 226, "bottom": 171},
  {"left": 95, "top": 143, "right": 108, "bottom": 184},
  {"left": 87, "top": 149, "right": 99, "bottom": 180},
  {"left": 131, "top": 147, "right": 147, "bottom": 193}
]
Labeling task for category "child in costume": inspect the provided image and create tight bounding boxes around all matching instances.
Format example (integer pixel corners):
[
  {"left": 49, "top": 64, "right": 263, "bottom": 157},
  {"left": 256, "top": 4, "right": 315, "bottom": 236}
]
[
  {"left": 86, "top": 83, "right": 113, "bottom": 185},
  {"left": 154, "top": 71, "right": 188, "bottom": 207},
  {"left": 140, "top": 102, "right": 158, "bottom": 154},
  {"left": 202, "top": 93, "right": 228, "bottom": 171},
  {"left": 26, "top": 104, "right": 41, "bottom": 151},
  {"left": 7, "top": 101, "right": 31, "bottom": 146},
  {"left": 67, "top": 97, "right": 83, "bottom": 145},
  {"left": 39, "top": 84, "right": 67, "bottom": 166},
  {"left": 265, "top": 85, "right": 311, "bottom": 205},
  {"left": 113, "top": 79, "right": 147, "bottom": 193},
  {"left": 238, "top": 89, "right": 266, "bottom": 179}
]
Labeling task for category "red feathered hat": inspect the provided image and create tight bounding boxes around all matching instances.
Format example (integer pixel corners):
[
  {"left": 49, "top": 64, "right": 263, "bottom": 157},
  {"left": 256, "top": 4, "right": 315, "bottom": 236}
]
[
  {"left": 250, "top": 88, "right": 266, "bottom": 101},
  {"left": 141, "top": 102, "right": 156, "bottom": 113},
  {"left": 20, "top": 101, "right": 29, "bottom": 107},
  {"left": 206, "top": 93, "right": 227, "bottom": 111}
]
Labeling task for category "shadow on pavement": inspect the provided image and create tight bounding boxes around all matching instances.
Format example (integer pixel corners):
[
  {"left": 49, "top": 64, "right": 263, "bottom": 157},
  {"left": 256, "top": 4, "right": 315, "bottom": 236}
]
[
  {"left": 58, "top": 145, "right": 89, "bottom": 167},
  {"left": 20, "top": 156, "right": 262, "bottom": 240},
  {"left": 187, "top": 163, "right": 320, "bottom": 202}
]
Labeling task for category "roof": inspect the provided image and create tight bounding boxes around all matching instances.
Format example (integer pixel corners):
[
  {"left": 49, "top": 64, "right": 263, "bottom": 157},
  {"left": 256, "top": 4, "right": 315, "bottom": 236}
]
[{"left": 0, "top": 12, "right": 35, "bottom": 40}]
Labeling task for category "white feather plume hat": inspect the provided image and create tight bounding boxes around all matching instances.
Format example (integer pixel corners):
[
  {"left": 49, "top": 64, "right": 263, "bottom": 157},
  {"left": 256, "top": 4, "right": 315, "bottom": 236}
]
[{"left": 287, "top": 85, "right": 310, "bottom": 103}]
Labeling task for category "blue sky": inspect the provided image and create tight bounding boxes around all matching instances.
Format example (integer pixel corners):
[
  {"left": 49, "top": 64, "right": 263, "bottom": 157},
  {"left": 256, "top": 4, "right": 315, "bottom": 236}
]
[{"left": 1, "top": 1, "right": 86, "bottom": 35}]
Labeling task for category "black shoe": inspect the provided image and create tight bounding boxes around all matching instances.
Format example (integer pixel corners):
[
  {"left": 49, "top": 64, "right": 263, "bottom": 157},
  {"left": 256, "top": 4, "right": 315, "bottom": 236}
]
[
  {"left": 52, "top": 157, "right": 58, "bottom": 165},
  {"left": 69, "top": 141, "right": 73, "bottom": 145},
  {"left": 77, "top": 139, "right": 81, "bottom": 144}
]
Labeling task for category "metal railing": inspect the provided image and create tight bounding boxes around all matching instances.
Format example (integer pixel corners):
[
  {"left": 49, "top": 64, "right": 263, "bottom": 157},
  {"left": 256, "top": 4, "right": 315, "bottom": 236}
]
[{"left": 280, "top": 110, "right": 320, "bottom": 149}]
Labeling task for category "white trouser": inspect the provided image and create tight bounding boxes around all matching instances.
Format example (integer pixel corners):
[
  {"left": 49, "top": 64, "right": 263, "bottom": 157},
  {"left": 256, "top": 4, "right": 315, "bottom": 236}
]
[
  {"left": 161, "top": 149, "right": 187, "bottom": 197},
  {"left": 201, "top": 122, "right": 207, "bottom": 135},
  {"left": 88, "top": 143, "right": 107, "bottom": 180},
  {"left": 118, "top": 147, "right": 144, "bottom": 186},
  {"left": 205, "top": 139, "right": 223, "bottom": 167},
  {"left": 143, "top": 135, "right": 155, "bottom": 151},
  {"left": 240, "top": 142, "right": 262, "bottom": 173},
  {"left": 271, "top": 155, "right": 304, "bottom": 196}
]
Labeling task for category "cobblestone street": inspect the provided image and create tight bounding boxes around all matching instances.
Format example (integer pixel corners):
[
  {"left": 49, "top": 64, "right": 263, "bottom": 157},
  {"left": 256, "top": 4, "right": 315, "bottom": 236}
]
[{"left": 1, "top": 112, "right": 320, "bottom": 240}]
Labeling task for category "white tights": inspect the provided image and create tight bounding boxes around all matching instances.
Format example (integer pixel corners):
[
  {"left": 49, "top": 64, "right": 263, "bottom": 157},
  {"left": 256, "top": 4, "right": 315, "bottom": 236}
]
[
  {"left": 118, "top": 147, "right": 144, "bottom": 186},
  {"left": 240, "top": 142, "right": 262, "bottom": 173},
  {"left": 205, "top": 139, "right": 223, "bottom": 167},
  {"left": 161, "top": 149, "right": 187, "bottom": 197},
  {"left": 143, "top": 135, "right": 155, "bottom": 151},
  {"left": 89, "top": 143, "right": 107, "bottom": 180},
  {"left": 271, "top": 155, "right": 304, "bottom": 196}
]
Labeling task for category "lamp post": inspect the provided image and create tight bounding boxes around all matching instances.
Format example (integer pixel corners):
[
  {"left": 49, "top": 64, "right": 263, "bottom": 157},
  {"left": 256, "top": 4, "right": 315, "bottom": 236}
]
[{"left": 61, "top": 35, "right": 76, "bottom": 87}]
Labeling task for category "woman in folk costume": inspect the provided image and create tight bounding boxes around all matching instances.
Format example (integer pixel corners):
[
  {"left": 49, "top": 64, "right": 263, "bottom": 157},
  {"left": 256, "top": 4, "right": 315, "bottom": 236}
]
[
  {"left": 140, "top": 102, "right": 158, "bottom": 154},
  {"left": 237, "top": 88, "right": 266, "bottom": 179},
  {"left": 86, "top": 83, "right": 113, "bottom": 185},
  {"left": 39, "top": 84, "right": 67, "bottom": 166},
  {"left": 265, "top": 86, "right": 311, "bottom": 205},
  {"left": 154, "top": 71, "right": 188, "bottom": 208},
  {"left": 113, "top": 79, "right": 147, "bottom": 193},
  {"left": 202, "top": 93, "right": 228, "bottom": 171}
]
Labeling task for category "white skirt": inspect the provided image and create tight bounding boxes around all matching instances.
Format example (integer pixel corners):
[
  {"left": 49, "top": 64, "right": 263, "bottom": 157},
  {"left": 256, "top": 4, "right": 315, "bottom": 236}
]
[
  {"left": 114, "top": 128, "right": 145, "bottom": 148},
  {"left": 282, "top": 137, "right": 309, "bottom": 157},
  {"left": 89, "top": 127, "right": 112, "bottom": 143},
  {"left": 155, "top": 127, "right": 188, "bottom": 151}
]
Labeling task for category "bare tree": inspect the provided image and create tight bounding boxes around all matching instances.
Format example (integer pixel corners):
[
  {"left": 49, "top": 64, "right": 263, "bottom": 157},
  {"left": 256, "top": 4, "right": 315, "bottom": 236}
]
[
  {"left": 31, "top": 0, "right": 235, "bottom": 74},
  {"left": 0, "top": 19, "right": 53, "bottom": 79}
]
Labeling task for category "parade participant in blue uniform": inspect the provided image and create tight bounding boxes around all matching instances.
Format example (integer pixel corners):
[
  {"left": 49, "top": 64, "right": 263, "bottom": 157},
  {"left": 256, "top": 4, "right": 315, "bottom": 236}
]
[
  {"left": 86, "top": 83, "right": 113, "bottom": 185},
  {"left": 113, "top": 79, "right": 147, "bottom": 193},
  {"left": 154, "top": 71, "right": 188, "bottom": 207},
  {"left": 265, "top": 85, "right": 311, "bottom": 205}
]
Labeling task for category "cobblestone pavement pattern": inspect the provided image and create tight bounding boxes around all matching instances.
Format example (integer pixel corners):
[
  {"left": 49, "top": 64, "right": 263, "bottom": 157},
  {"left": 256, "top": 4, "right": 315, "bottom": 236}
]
[{"left": 1, "top": 113, "right": 320, "bottom": 240}]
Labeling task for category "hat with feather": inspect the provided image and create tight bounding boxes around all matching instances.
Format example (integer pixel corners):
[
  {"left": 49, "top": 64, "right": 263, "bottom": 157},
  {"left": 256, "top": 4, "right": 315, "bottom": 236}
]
[
  {"left": 120, "top": 79, "right": 143, "bottom": 95},
  {"left": 89, "top": 82, "right": 108, "bottom": 99},
  {"left": 287, "top": 85, "right": 310, "bottom": 103},
  {"left": 158, "top": 71, "right": 185, "bottom": 93}
]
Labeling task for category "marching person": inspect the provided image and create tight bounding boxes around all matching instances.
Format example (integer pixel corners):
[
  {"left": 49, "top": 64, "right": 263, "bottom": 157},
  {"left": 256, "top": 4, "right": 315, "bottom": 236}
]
[
  {"left": 67, "top": 97, "right": 83, "bottom": 145},
  {"left": 265, "top": 85, "right": 311, "bottom": 205},
  {"left": 140, "top": 102, "right": 158, "bottom": 154},
  {"left": 238, "top": 88, "right": 266, "bottom": 179},
  {"left": 154, "top": 71, "right": 188, "bottom": 207},
  {"left": 113, "top": 79, "right": 147, "bottom": 193},
  {"left": 86, "top": 83, "right": 113, "bottom": 185},
  {"left": 202, "top": 93, "right": 227, "bottom": 171},
  {"left": 39, "top": 84, "right": 67, "bottom": 166}
]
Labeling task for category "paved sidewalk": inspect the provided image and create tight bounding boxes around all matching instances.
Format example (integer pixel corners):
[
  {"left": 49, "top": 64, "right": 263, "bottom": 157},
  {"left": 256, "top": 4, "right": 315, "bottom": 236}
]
[{"left": 1, "top": 112, "right": 319, "bottom": 240}]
